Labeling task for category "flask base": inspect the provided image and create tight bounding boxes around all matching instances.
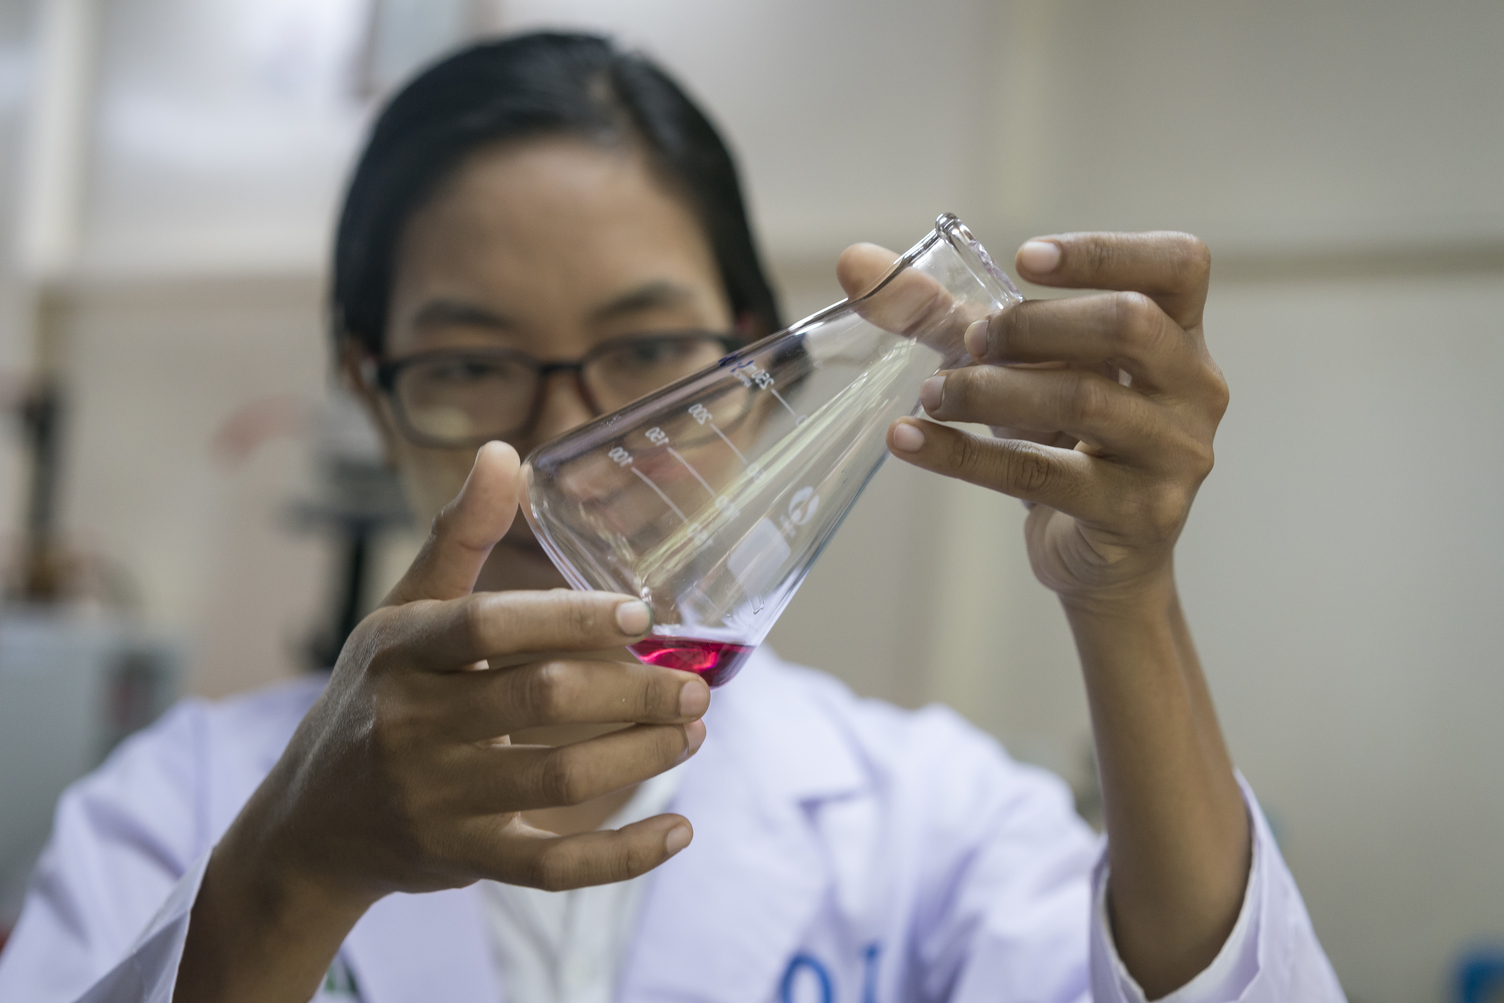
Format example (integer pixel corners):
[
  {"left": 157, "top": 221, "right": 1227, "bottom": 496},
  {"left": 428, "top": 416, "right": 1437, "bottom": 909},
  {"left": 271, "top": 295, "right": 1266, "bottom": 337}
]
[{"left": 628, "top": 636, "right": 753, "bottom": 688}]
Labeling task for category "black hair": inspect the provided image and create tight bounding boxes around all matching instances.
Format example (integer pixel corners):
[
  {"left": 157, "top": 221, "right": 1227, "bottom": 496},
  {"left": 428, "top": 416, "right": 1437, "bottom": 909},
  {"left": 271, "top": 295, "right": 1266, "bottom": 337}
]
[{"left": 332, "top": 32, "right": 782, "bottom": 356}]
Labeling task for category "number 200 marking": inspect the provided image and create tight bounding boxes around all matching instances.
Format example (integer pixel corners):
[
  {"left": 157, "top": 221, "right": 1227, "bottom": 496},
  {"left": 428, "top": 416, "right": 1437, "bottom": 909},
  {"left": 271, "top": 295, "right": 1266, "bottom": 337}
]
[{"left": 688, "top": 404, "right": 711, "bottom": 425}]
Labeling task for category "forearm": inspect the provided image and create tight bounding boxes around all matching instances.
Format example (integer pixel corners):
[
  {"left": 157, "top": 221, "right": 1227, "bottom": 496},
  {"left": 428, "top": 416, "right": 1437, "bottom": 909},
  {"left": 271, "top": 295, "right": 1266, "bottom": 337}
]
[{"left": 1064, "top": 570, "right": 1250, "bottom": 998}]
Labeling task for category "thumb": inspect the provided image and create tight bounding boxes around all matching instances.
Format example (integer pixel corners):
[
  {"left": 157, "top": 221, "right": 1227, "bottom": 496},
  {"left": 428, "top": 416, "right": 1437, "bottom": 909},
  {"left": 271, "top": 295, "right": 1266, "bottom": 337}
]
[{"left": 384, "top": 440, "right": 520, "bottom": 605}]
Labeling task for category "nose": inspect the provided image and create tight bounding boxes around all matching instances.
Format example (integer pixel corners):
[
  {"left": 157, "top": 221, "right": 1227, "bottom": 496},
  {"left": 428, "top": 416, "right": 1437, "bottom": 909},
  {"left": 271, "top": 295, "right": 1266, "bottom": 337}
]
[{"left": 529, "top": 369, "right": 597, "bottom": 445}]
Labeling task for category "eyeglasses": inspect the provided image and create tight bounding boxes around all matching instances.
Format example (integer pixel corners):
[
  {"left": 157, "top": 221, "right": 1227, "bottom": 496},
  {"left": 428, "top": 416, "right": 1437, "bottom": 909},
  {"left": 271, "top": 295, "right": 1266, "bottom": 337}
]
[{"left": 371, "top": 330, "right": 741, "bottom": 448}]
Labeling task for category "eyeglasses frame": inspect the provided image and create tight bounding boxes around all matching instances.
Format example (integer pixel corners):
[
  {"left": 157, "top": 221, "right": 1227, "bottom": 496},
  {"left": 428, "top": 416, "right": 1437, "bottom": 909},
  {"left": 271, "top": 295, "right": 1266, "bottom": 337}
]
[{"left": 366, "top": 330, "right": 743, "bottom": 449}]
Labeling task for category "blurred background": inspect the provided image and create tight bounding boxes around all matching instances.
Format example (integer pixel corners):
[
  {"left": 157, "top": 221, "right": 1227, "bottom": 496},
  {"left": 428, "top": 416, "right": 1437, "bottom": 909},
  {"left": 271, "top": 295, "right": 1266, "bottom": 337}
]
[{"left": 0, "top": 1, "right": 1501, "bottom": 999}]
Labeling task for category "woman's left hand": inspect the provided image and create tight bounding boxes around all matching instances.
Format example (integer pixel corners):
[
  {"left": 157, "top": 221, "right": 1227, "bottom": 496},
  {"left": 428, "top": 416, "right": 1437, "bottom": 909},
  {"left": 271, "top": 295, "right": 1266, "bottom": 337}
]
[{"left": 886, "top": 231, "right": 1228, "bottom": 611}]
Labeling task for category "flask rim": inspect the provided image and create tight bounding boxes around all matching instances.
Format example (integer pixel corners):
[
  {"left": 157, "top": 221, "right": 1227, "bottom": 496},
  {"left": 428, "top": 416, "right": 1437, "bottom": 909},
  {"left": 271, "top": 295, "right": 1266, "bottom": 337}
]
[{"left": 784, "top": 213, "right": 1021, "bottom": 335}]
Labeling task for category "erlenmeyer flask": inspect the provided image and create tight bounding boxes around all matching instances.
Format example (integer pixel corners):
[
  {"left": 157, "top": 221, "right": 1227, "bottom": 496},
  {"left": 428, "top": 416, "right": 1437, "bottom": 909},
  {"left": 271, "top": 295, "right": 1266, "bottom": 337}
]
[{"left": 521, "top": 214, "right": 1021, "bottom": 686}]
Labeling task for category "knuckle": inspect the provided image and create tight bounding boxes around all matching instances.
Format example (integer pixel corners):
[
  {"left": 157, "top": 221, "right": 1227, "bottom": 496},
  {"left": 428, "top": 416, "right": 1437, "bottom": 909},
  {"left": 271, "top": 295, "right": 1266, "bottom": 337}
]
[
  {"left": 1180, "top": 234, "right": 1212, "bottom": 283},
  {"left": 636, "top": 675, "right": 674, "bottom": 721},
  {"left": 562, "top": 594, "right": 600, "bottom": 640},
  {"left": 617, "top": 839, "right": 656, "bottom": 880},
  {"left": 529, "top": 848, "right": 574, "bottom": 892},
  {"left": 371, "top": 681, "right": 423, "bottom": 746},
  {"left": 1112, "top": 292, "right": 1165, "bottom": 355},
  {"left": 1192, "top": 427, "right": 1218, "bottom": 478},
  {"left": 1081, "top": 236, "right": 1116, "bottom": 275},
  {"left": 950, "top": 428, "right": 986, "bottom": 474},
  {"left": 1206, "top": 367, "right": 1231, "bottom": 417},
  {"left": 521, "top": 660, "right": 574, "bottom": 722},
  {"left": 1153, "top": 231, "right": 1211, "bottom": 291},
  {"left": 1173, "top": 424, "right": 1217, "bottom": 482},
  {"left": 1062, "top": 372, "right": 1110, "bottom": 421},
  {"left": 1006, "top": 442, "right": 1055, "bottom": 494},
  {"left": 459, "top": 595, "right": 494, "bottom": 656},
  {"left": 428, "top": 502, "right": 457, "bottom": 542},
  {"left": 661, "top": 722, "right": 692, "bottom": 761},
  {"left": 1196, "top": 442, "right": 1217, "bottom": 480},
  {"left": 1139, "top": 485, "right": 1190, "bottom": 541},
  {"left": 537, "top": 749, "right": 588, "bottom": 806}
]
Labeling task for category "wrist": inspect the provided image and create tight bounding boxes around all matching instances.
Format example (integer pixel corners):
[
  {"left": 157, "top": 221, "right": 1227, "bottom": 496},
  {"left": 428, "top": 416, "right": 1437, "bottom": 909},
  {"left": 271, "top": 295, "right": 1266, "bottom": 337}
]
[
  {"left": 1057, "top": 566, "right": 1179, "bottom": 626},
  {"left": 215, "top": 785, "right": 379, "bottom": 931},
  {"left": 178, "top": 813, "right": 374, "bottom": 1003}
]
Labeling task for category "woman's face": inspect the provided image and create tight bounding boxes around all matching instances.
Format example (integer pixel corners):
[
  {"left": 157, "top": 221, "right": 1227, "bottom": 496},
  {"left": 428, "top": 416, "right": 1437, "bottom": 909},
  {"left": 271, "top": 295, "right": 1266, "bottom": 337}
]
[{"left": 366, "top": 136, "right": 736, "bottom": 592}]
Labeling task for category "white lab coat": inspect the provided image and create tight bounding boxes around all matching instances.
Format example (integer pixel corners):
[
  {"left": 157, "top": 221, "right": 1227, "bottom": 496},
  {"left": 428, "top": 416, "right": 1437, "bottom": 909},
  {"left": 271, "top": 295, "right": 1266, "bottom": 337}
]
[{"left": 0, "top": 649, "right": 1345, "bottom": 1003}]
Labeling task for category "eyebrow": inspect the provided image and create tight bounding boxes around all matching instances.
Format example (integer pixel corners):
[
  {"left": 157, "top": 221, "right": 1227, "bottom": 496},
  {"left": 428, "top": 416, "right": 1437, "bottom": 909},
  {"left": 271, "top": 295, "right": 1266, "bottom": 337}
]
[
  {"left": 588, "top": 280, "right": 698, "bottom": 323},
  {"left": 409, "top": 280, "right": 700, "bottom": 333},
  {"left": 410, "top": 298, "right": 515, "bottom": 331}
]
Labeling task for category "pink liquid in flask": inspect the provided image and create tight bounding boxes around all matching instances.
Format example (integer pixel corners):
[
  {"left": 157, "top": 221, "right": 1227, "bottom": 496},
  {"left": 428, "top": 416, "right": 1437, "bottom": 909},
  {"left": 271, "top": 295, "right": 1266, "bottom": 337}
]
[{"left": 629, "top": 636, "right": 753, "bottom": 688}]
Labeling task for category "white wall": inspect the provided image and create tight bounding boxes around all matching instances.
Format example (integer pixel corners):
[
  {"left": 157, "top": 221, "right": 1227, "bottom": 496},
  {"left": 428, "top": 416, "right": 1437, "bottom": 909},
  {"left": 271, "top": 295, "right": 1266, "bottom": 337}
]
[{"left": 1184, "top": 274, "right": 1504, "bottom": 1001}]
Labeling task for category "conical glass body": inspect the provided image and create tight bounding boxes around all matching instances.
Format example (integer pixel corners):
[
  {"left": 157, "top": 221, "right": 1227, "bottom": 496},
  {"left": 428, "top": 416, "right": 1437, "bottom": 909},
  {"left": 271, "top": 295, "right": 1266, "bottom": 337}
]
[{"left": 521, "top": 214, "right": 1021, "bottom": 686}]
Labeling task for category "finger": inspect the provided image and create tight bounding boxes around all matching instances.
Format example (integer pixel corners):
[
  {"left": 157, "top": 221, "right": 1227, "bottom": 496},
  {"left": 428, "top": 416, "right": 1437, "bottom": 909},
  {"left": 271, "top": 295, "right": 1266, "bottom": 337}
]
[
  {"left": 484, "top": 814, "right": 692, "bottom": 891},
  {"left": 464, "top": 719, "right": 706, "bottom": 812},
  {"left": 918, "top": 365, "right": 1171, "bottom": 460},
  {"left": 990, "top": 426, "right": 1079, "bottom": 450},
  {"left": 404, "top": 589, "right": 655, "bottom": 670},
  {"left": 835, "top": 243, "right": 977, "bottom": 358},
  {"left": 440, "top": 658, "right": 711, "bottom": 741},
  {"left": 385, "top": 441, "right": 520, "bottom": 605},
  {"left": 887, "top": 417, "right": 1114, "bottom": 518},
  {"left": 1013, "top": 232, "right": 1211, "bottom": 330},
  {"left": 964, "top": 292, "right": 1207, "bottom": 392}
]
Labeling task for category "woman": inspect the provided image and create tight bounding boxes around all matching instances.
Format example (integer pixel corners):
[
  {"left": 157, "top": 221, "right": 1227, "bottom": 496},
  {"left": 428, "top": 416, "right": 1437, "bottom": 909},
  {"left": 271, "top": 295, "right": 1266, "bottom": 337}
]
[{"left": 0, "top": 33, "right": 1343, "bottom": 1003}]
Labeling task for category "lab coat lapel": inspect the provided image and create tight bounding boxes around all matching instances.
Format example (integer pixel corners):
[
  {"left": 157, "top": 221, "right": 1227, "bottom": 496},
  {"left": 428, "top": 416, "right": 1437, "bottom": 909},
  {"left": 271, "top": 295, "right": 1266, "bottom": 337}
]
[
  {"left": 619, "top": 651, "right": 867, "bottom": 1003},
  {"left": 342, "top": 884, "right": 503, "bottom": 1003}
]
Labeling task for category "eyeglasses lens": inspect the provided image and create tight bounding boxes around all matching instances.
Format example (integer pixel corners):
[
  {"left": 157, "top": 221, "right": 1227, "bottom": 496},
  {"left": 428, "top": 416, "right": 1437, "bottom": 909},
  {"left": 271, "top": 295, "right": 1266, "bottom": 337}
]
[
  {"left": 584, "top": 336, "right": 730, "bottom": 411},
  {"left": 397, "top": 355, "right": 536, "bottom": 444},
  {"left": 394, "top": 335, "right": 732, "bottom": 446}
]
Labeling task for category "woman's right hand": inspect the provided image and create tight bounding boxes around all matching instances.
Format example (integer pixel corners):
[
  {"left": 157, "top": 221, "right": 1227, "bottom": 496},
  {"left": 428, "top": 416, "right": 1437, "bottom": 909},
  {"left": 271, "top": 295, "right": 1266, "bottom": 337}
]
[{"left": 176, "top": 442, "right": 708, "bottom": 1003}]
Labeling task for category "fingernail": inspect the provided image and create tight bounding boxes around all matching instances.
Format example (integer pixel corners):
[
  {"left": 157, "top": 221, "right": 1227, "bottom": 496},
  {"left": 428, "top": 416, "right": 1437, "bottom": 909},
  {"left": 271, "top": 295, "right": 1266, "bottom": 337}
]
[
  {"left": 684, "top": 719, "right": 707, "bottom": 755},
  {"left": 892, "top": 422, "right": 925, "bottom": 452},
  {"left": 964, "top": 318, "right": 989, "bottom": 359},
  {"left": 679, "top": 679, "right": 710, "bottom": 718},
  {"left": 665, "top": 824, "right": 692, "bottom": 856},
  {"left": 1018, "top": 240, "right": 1061, "bottom": 274},
  {"left": 615, "top": 600, "right": 652, "bottom": 635},
  {"left": 920, "top": 375, "right": 944, "bottom": 412}
]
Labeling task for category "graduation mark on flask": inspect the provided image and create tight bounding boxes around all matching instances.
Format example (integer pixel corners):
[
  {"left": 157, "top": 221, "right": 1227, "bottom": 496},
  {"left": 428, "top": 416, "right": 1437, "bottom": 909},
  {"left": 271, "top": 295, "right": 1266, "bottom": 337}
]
[
  {"left": 647, "top": 425, "right": 738, "bottom": 518},
  {"left": 732, "top": 359, "right": 806, "bottom": 425},
  {"left": 629, "top": 466, "right": 711, "bottom": 546},
  {"left": 689, "top": 402, "right": 765, "bottom": 482}
]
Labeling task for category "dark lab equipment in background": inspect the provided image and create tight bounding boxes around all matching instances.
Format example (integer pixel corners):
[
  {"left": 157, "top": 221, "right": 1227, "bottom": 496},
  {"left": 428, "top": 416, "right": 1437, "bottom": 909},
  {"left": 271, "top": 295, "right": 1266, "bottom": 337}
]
[
  {"left": 10, "top": 381, "right": 63, "bottom": 602},
  {"left": 290, "top": 448, "right": 411, "bottom": 670}
]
